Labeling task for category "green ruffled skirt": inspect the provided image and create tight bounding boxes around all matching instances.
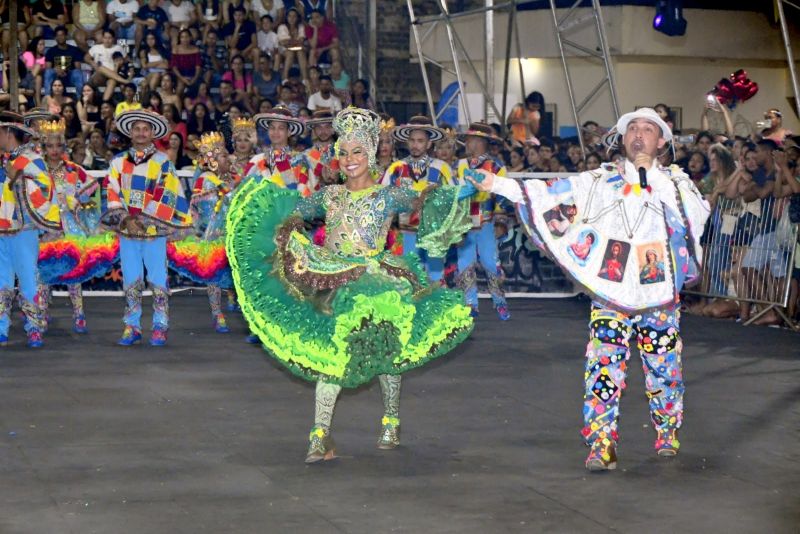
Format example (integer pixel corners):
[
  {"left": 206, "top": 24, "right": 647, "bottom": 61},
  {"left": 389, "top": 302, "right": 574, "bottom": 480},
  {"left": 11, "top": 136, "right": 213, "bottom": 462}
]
[{"left": 226, "top": 181, "right": 474, "bottom": 388}]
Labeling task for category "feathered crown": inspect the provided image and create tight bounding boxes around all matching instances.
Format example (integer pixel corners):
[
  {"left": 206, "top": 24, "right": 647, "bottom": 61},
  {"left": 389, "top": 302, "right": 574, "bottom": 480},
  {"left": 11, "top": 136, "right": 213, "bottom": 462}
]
[
  {"left": 231, "top": 116, "right": 256, "bottom": 135},
  {"left": 38, "top": 119, "right": 66, "bottom": 136}
]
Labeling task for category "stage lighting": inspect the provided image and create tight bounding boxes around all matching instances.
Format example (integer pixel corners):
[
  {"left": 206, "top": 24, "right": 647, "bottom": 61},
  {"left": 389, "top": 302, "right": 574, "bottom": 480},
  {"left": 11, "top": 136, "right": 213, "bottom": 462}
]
[{"left": 653, "top": 0, "right": 687, "bottom": 37}]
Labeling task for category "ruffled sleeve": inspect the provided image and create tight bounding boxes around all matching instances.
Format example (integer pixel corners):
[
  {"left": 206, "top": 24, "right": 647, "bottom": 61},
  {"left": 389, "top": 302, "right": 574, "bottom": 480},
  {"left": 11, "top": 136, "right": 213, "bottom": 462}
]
[
  {"left": 295, "top": 187, "right": 327, "bottom": 221},
  {"left": 413, "top": 186, "right": 473, "bottom": 258}
]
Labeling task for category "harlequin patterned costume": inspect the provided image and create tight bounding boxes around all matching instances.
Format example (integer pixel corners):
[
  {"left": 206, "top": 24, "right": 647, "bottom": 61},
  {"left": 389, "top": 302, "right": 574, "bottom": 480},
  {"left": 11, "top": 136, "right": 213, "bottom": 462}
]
[
  {"left": 0, "top": 117, "right": 61, "bottom": 347},
  {"left": 102, "top": 110, "right": 193, "bottom": 345},
  {"left": 484, "top": 108, "right": 710, "bottom": 469},
  {"left": 455, "top": 146, "right": 511, "bottom": 317},
  {"left": 226, "top": 107, "right": 475, "bottom": 462},
  {"left": 167, "top": 132, "right": 239, "bottom": 333},
  {"left": 36, "top": 120, "right": 119, "bottom": 334},
  {"left": 295, "top": 142, "right": 339, "bottom": 191}
]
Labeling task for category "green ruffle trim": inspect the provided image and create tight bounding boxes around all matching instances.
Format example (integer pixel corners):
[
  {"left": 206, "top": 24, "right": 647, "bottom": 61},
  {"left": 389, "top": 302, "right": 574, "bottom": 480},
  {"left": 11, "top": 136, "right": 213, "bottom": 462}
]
[
  {"left": 416, "top": 187, "right": 473, "bottom": 258},
  {"left": 226, "top": 181, "right": 474, "bottom": 388}
]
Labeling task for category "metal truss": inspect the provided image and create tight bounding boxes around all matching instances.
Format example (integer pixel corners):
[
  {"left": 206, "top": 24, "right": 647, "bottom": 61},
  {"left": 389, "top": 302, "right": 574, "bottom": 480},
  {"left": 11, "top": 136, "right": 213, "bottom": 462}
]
[{"left": 777, "top": 0, "right": 800, "bottom": 113}]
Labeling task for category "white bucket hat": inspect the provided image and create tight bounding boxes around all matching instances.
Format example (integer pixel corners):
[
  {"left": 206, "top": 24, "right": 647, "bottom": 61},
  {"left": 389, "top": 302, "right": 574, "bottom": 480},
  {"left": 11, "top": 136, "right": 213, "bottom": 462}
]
[{"left": 615, "top": 107, "right": 672, "bottom": 142}]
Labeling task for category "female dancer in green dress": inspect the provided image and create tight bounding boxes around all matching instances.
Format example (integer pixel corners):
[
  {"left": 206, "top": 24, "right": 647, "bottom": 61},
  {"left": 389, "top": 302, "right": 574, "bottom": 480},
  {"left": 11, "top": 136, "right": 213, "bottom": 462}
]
[{"left": 226, "top": 108, "right": 477, "bottom": 463}]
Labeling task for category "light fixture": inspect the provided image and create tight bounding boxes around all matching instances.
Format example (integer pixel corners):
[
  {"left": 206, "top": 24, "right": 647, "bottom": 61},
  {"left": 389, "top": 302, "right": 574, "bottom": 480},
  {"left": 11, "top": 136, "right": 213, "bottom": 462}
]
[{"left": 653, "top": 0, "right": 687, "bottom": 37}]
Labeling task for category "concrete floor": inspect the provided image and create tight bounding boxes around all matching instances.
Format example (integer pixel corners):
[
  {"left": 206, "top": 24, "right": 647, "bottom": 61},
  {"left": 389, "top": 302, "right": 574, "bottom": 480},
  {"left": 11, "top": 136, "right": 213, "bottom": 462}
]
[{"left": 0, "top": 294, "right": 798, "bottom": 534}]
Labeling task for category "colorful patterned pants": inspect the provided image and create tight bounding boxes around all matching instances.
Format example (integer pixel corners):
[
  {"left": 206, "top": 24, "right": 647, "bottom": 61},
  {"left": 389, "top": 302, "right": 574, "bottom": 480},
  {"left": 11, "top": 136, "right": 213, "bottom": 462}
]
[
  {"left": 313, "top": 375, "right": 401, "bottom": 431},
  {"left": 401, "top": 230, "right": 444, "bottom": 282},
  {"left": 0, "top": 230, "right": 44, "bottom": 336},
  {"left": 119, "top": 236, "right": 169, "bottom": 329},
  {"left": 581, "top": 304, "right": 683, "bottom": 445},
  {"left": 456, "top": 223, "right": 507, "bottom": 308}
]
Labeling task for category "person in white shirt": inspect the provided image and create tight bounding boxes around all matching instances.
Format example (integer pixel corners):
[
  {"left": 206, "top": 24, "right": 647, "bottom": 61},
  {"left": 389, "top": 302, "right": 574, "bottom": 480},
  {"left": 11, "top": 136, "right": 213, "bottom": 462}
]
[
  {"left": 306, "top": 75, "right": 342, "bottom": 112},
  {"left": 166, "top": 0, "right": 198, "bottom": 44},
  {"left": 251, "top": 0, "right": 285, "bottom": 24},
  {"left": 257, "top": 15, "right": 280, "bottom": 67},
  {"left": 106, "top": 0, "right": 139, "bottom": 40},
  {"left": 85, "top": 29, "right": 124, "bottom": 86}
]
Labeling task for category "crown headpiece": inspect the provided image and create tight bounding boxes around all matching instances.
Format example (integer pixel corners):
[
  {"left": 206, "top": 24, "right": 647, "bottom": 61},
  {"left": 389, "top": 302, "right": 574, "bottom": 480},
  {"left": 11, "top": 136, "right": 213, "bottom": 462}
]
[
  {"left": 38, "top": 119, "right": 66, "bottom": 137},
  {"left": 333, "top": 107, "right": 381, "bottom": 173},
  {"left": 194, "top": 131, "right": 228, "bottom": 171},
  {"left": 380, "top": 117, "right": 396, "bottom": 134},
  {"left": 232, "top": 116, "right": 256, "bottom": 135}
]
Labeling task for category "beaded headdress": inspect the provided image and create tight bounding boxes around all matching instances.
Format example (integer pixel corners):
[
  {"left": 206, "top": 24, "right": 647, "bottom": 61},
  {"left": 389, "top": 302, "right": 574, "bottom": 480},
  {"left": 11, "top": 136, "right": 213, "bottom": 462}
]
[
  {"left": 194, "top": 131, "right": 228, "bottom": 172},
  {"left": 38, "top": 118, "right": 67, "bottom": 140},
  {"left": 333, "top": 107, "right": 381, "bottom": 171}
]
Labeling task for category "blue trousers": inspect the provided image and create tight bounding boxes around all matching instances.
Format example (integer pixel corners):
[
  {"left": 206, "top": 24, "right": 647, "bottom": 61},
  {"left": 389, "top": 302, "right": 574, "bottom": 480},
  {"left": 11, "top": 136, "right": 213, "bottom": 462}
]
[
  {"left": 456, "top": 223, "right": 507, "bottom": 308},
  {"left": 119, "top": 236, "right": 169, "bottom": 329},
  {"left": 0, "top": 230, "right": 43, "bottom": 336},
  {"left": 43, "top": 68, "right": 85, "bottom": 96},
  {"left": 401, "top": 231, "right": 444, "bottom": 282}
]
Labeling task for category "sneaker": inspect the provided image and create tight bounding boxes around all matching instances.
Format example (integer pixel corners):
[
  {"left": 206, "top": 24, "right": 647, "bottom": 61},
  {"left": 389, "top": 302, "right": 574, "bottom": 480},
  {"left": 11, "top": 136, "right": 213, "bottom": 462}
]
[
  {"left": 585, "top": 437, "right": 617, "bottom": 471},
  {"left": 655, "top": 429, "right": 680, "bottom": 457},
  {"left": 305, "top": 426, "right": 336, "bottom": 464},
  {"left": 245, "top": 333, "right": 260, "bottom": 344},
  {"left": 377, "top": 416, "right": 401, "bottom": 450},
  {"left": 213, "top": 314, "right": 230, "bottom": 334},
  {"left": 150, "top": 327, "right": 168, "bottom": 346},
  {"left": 73, "top": 315, "right": 89, "bottom": 334},
  {"left": 118, "top": 326, "right": 142, "bottom": 346},
  {"left": 496, "top": 305, "right": 511, "bottom": 321},
  {"left": 469, "top": 306, "right": 479, "bottom": 318},
  {"left": 26, "top": 330, "right": 43, "bottom": 349}
]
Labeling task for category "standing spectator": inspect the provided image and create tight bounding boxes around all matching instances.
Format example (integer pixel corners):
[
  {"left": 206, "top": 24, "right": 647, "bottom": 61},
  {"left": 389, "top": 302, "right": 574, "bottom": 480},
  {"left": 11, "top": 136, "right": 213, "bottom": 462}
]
[
  {"left": 297, "top": 0, "right": 332, "bottom": 20},
  {"left": 73, "top": 0, "right": 106, "bottom": 52},
  {"left": 586, "top": 152, "right": 602, "bottom": 171},
  {"left": 760, "top": 108, "right": 793, "bottom": 146},
  {"left": 170, "top": 29, "right": 202, "bottom": 95},
  {"left": 252, "top": 0, "right": 284, "bottom": 25},
  {"left": 44, "top": 26, "right": 84, "bottom": 97},
  {"left": 77, "top": 84, "right": 102, "bottom": 135},
  {"left": 222, "top": 54, "right": 255, "bottom": 112},
  {"left": 305, "top": 9, "right": 340, "bottom": 68},
  {"left": 700, "top": 97, "right": 734, "bottom": 140},
  {"left": 30, "top": 0, "right": 66, "bottom": 39},
  {"left": 507, "top": 91, "right": 547, "bottom": 144},
  {"left": 115, "top": 83, "right": 142, "bottom": 117},
  {"left": 42, "top": 79, "right": 74, "bottom": 115},
  {"left": 107, "top": 0, "right": 139, "bottom": 41},
  {"left": 695, "top": 131, "right": 713, "bottom": 154},
  {"left": 350, "top": 79, "right": 374, "bottom": 110},
  {"left": 223, "top": 6, "right": 258, "bottom": 63},
  {"left": 140, "top": 31, "right": 171, "bottom": 92},
  {"left": 135, "top": 0, "right": 170, "bottom": 55},
  {"left": 329, "top": 59, "right": 349, "bottom": 92},
  {"left": 166, "top": 0, "right": 198, "bottom": 44},
  {"left": 186, "top": 102, "right": 214, "bottom": 136},
  {"left": 252, "top": 53, "right": 281, "bottom": 102},
  {"left": 85, "top": 30, "right": 124, "bottom": 88},
  {"left": 257, "top": 15, "right": 280, "bottom": 66},
  {"left": 200, "top": 30, "right": 227, "bottom": 88},
  {"left": 21, "top": 37, "right": 46, "bottom": 107},
  {"left": 306, "top": 75, "right": 342, "bottom": 112},
  {"left": 277, "top": 7, "right": 307, "bottom": 81}
]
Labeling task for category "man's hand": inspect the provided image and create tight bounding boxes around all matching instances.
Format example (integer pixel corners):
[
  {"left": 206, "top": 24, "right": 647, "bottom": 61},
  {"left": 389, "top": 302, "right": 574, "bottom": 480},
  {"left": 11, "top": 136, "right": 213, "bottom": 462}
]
[
  {"left": 465, "top": 168, "right": 494, "bottom": 192},
  {"left": 633, "top": 152, "right": 653, "bottom": 170}
]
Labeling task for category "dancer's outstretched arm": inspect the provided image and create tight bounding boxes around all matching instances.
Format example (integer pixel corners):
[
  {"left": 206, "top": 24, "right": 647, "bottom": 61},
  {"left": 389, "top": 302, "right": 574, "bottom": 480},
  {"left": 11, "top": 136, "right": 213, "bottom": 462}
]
[{"left": 465, "top": 169, "right": 524, "bottom": 204}]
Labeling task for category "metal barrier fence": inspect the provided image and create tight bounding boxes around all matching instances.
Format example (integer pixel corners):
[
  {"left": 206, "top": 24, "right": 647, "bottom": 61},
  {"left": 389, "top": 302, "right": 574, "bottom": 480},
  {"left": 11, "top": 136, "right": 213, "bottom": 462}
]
[{"left": 683, "top": 195, "right": 799, "bottom": 330}]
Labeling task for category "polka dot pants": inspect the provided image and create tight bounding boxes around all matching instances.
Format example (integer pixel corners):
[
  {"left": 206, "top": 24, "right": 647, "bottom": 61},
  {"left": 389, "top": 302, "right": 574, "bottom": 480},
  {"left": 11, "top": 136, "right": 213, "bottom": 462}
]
[{"left": 581, "top": 304, "right": 683, "bottom": 445}]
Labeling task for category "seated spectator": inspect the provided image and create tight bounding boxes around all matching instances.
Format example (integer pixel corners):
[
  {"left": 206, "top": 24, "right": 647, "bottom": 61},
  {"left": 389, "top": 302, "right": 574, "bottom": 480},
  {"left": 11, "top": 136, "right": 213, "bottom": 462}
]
[
  {"left": 524, "top": 145, "right": 543, "bottom": 172},
  {"left": 214, "top": 80, "right": 247, "bottom": 117},
  {"left": 350, "top": 78, "right": 374, "bottom": 110},
  {"left": 20, "top": 37, "right": 46, "bottom": 107},
  {"left": 44, "top": 26, "right": 84, "bottom": 97},
  {"left": 222, "top": 54, "right": 254, "bottom": 108},
  {"left": 77, "top": 84, "right": 102, "bottom": 135},
  {"left": 185, "top": 133, "right": 200, "bottom": 163},
  {"left": 42, "top": 79, "right": 74, "bottom": 115},
  {"left": 581, "top": 120, "right": 604, "bottom": 153},
  {"left": 61, "top": 102, "right": 83, "bottom": 141},
  {"left": 306, "top": 65, "right": 321, "bottom": 95},
  {"left": 83, "top": 128, "right": 113, "bottom": 170},
  {"left": 187, "top": 102, "right": 215, "bottom": 136},
  {"left": 166, "top": 0, "right": 198, "bottom": 45},
  {"left": 1, "top": 2, "right": 30, "bottom": 59},
  {"left": 30, "top": 0, "right": 66, "bottom": 39},
  {"left": 276, "top": 83, "right": 300, "bottom": 116},
  {"left": 184, "top": 81, "right": 216, "bottom": 115},
  {"left": 155, "top": 103, "right": 188, "bottom": 150},
  {"left": 68, "top": 138, "right": 87, "bottom": 166},
  {"left": 200, "top": 30, "right": 227, "bottom": 88},
  {"left": 507, "top": 146, "right": 525, "bottom": 172},
  {"left": 223, "top": 6, "right": 258, "bottom": 63},
  {"left": 196, "top": 0, "right": 223, "bottom": 40},
  {"left": 257, "top": 15, "right": 281, "bottom": 69},
  {"left": 222, "top": 0, "right": 249, "bottom": 25},
  {"left": 277, "top": 7, "right": 307, "bottom": 81},
  {"left": 329, "top": 60, "right": 350, "bottom": 93},
  {"left": 85, "top": 30, "right": 124, "bottom": 87},
  {"left": 586, "top": 152, "right": 602, "bottom": 171},
  {"left": 305, "top": 9, "right": 340, "bottom": 68},
  {"left": 107, "top": 0, "right": 139, "bottom": 41},
  {"left": 252, "top": 53, "right": 282, "bottom": 102},
  {"left": 566, "top": 144, "right": 583, "bottom": 172},
  {"left": 170, "top": 28, "right": 203, "bottom": 94},
  {"left": 306, "top": 75, "right": 342, "bottom": 112},
  {"left": 252, "top": 0, "right": 285, "bottom": 26},
  {"left": 98, "top": 51, "right": 136, "bottom": 102},
  {"left": 145, "top": 91, "right": 164, "bottom": 114},
  {"left": 158, "top": 73, "right": 183, "bottom": 112},
  {"left": 140, "top": 31, "right": 171, "bottom": 91},
  {"left": 73, "top": 0, "right": 106, "bottom": 52},
  {"left": 537, "top": 138, "right": 555, "bottom": 170},
  {"left": 296, "top": 0, "right": 332, "bottom": 21},
  {"left": 0, "top": 60, "right": 29, "bottom": 109},
  {"left": 257, "top": 98, "right": 274, "bottom": 114},
  {"left": 98, "top": 101, "right": 115, "bottom": 134},
  {"left": 165, "top": 132, "right": 194, "bottom": 169},
  {"left": 284, "top": 67, "right": 307, "bottom": 104},
  {"left": 135, "top": 0, "right": 170, "bottom": 55},
  {"left": 115, "top": 82, "right": 142, "bottom": 117}
]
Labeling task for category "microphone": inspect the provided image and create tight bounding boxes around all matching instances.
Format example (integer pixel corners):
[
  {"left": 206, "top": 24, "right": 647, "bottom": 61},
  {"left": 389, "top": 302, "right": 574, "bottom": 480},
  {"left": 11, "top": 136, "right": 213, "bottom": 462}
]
[{"left": 638, "top": 166, "right": 648, "bottom": 189}]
